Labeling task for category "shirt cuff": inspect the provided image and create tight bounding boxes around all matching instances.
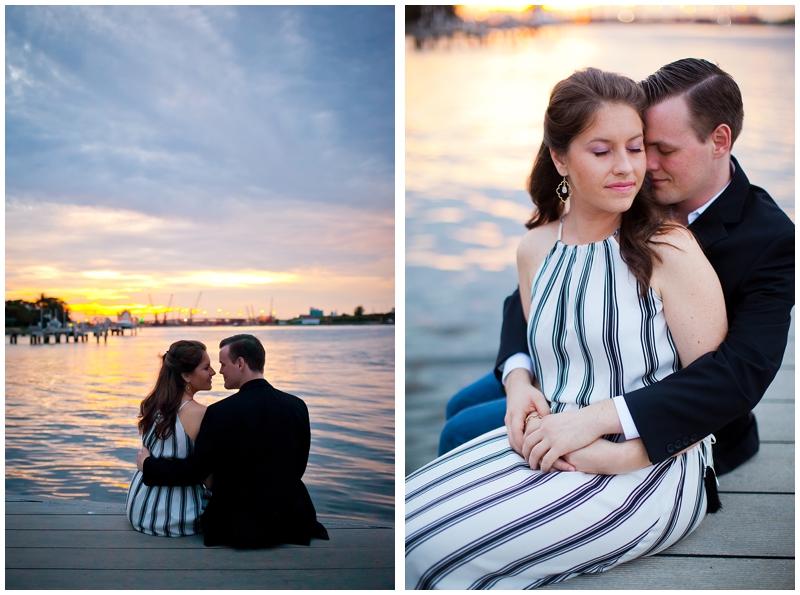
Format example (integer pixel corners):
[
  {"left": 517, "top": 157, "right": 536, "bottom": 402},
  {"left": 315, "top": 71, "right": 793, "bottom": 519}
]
[
  {"left": 501, "top": 353, "right": 534, "bottom": 386},
  {"left": 613, "top": 395, "right": 640, "bottom": 440}
]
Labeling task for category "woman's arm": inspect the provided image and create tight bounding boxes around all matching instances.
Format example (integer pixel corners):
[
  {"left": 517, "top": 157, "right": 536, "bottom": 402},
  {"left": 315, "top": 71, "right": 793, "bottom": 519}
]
[
  {"left": 651, "top": 226, "right": 728, "bottom": 366},
  {"left": 551, "top": 228, "right": 728, "bottom": 476},
  {"left": 508, "top": 224, "right": 563, "bottom": 456},
  {"left": 516, "top": 224, "right": 558, "bottom": 322}
]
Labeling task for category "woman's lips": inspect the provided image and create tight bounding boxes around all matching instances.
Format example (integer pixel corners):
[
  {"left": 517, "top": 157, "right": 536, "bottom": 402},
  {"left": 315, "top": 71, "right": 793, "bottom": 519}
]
[{"left": 606, "top": 182, "right": 635, "bottom": 191}]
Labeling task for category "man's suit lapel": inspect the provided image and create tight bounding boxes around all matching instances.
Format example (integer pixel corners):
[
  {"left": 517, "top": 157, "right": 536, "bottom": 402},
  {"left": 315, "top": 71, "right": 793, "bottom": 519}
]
[{"left": 688, "top": 156, "right": 749, "bottom": 249}]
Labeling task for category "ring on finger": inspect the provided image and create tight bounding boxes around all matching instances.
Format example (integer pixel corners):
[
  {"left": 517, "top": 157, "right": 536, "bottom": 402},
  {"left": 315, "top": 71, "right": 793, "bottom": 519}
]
[{"left": 524, "top": 412, "right": 542, "bottom": 429}]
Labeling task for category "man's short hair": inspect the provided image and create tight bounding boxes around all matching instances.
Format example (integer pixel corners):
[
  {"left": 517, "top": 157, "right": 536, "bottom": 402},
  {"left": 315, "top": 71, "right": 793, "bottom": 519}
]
[
  {"left": 220, "top": 334, "right": 265, "bottom": 373},
  {"left": 640, "top": 58, "right": 744, "bottom": 147}
]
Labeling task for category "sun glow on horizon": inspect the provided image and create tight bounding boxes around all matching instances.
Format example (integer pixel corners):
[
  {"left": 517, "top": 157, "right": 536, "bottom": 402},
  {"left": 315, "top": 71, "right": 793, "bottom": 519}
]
[
  {"left": 456, "top": 5, "right": 535, "bottom": 21},
  {"left": 5, "top": 266, "right": 393, "bottom": 320}
]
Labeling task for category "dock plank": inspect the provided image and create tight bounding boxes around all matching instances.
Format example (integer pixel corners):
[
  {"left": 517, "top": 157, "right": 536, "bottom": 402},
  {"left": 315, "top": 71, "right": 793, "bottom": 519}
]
[
  {"left": 718, "top": 443, "right": 795, "bottom": 494},
  {"left": 6, "top": 545, "right": 394, "bottom": 570},
  {"left": 751, "top": 400, "right": 795, "bottom": 441},
  {"left": 539, "top": 557, "right": 794, "bottom": 590},
  {"left": 6, "top": 568, "right": 395, "bottom": 590},
  {"left": 5, "top": 498, "right": 394, "bottom": 589},
  {"left": 6, "top": 527, "right": 391, "bottom": 550},
  {"left": 663, "top": 493, "right": 793, "bottom": 557}
]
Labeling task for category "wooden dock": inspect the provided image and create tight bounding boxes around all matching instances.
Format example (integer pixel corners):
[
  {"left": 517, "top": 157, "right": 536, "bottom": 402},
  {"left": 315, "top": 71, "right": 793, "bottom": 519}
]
[
  {"left": 406, "top": 317, "right": 794, "bottom": 589},
  {"left": 7, "top": 323, "right": 137, "bottom": 345},
  {"left": 6, "top": 497, "right": 394, "bottom": 589}
]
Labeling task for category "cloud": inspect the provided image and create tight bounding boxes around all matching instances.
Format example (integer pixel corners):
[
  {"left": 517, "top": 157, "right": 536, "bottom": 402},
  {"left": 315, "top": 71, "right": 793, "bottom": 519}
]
[
  {"left": 5, "top": 6, "right": 395, "bottom": 317},
  {"left": 165, "top": 271, "right": 298, "bottom": 288},
  {"left": 5, "top": 197, "right": 394, "bottom": 314},
  {"left": 6, "top": 6, "right": 395, "bottom": 214}
]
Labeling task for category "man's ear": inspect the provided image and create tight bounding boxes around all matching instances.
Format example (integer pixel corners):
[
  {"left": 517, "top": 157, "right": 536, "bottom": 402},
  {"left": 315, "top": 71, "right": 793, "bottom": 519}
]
[
  {"left": 549, "top": 148, "right": 568, "bottom": 177},
  {"left": 710, "top": 123, "right": 732, "bottom": 158}
]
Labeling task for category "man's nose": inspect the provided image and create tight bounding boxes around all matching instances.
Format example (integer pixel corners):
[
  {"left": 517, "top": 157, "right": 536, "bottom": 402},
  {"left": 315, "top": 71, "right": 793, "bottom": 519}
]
[{"left": 645, "top": 147, "right": 660, "bottom": 172}]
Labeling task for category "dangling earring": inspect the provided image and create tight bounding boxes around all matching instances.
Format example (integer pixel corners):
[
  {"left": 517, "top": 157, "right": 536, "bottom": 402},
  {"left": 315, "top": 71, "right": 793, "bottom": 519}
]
[{"left": 557, "top": 176, "right": 571, "bottom": 203}]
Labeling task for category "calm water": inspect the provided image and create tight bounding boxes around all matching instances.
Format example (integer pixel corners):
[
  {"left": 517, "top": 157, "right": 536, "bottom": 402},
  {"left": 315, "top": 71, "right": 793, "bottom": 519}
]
[
  {"left": 406, "top": 23, "right": 795, "bottom": 361},
  {"left": 6, "top": 325, "right": 394, "bottom": 523}
]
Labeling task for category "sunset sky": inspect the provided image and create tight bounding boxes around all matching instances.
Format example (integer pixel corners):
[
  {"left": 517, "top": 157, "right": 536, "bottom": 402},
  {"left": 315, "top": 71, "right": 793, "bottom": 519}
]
[{"left": 6, "top": 5, "right": 395, "bottom": 321}]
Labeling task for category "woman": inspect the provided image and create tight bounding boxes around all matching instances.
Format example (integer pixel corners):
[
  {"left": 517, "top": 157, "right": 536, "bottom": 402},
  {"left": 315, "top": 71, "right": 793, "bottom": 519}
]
[
  {"left": 405, "top": 68, "right": 727, "bottom": 589},
  {"left": 126, "top": 340, "right": 215, "bottom": 536}
]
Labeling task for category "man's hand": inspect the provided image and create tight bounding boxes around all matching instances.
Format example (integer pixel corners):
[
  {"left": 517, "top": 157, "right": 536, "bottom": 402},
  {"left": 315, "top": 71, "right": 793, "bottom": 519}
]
[
  {"left": 504, "top": 368, "right": 551, "bottom": 455},
  {"left": 522, "top": 399, "right": 623, "bottom": 473},
  {"left": 136, "top": 446, "right": 151, "bottom": 472}
]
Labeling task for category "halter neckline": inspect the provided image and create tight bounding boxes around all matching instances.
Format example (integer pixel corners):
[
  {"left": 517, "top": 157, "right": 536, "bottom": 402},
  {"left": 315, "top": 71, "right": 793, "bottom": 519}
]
[{"left": 557, "top": 216, "right": 619, "bottom": 246}]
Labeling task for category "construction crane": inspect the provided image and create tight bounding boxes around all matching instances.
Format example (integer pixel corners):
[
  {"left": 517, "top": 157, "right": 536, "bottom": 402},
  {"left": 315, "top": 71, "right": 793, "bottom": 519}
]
[
  {"left": 148, "top": 294, "right": 157, "bottom": 325},
  {"left": 166, "top": 294, "right": 173, "bottom": 325},
  {"left": 189, "top": 292, "right": 203, "bottom": 325}
]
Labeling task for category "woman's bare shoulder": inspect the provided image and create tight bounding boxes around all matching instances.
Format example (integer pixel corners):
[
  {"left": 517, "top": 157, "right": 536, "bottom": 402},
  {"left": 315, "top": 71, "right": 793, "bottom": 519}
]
[
  {"left": 650, "top": 225, "right": 704, "bottom": 265},
  {"left": 649, "top": 224, "right": 717, "bottom": 298},
  {"left": 517, "top": 221, "right": 560, "bottom": 262},
  {"left": 186, "top": 399, "right": 207, "bottom": 412},
  {"left": 180, "top": 400, "right": 207, "bottom": 422},
  {"left": 178, "top": 400, "right": 207, "bottom": 440}
]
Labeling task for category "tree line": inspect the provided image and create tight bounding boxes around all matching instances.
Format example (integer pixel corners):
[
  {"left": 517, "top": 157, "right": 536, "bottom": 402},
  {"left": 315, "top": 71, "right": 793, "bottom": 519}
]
[{"left": 5, "top": 294, "right": 71, "bottom": 328}]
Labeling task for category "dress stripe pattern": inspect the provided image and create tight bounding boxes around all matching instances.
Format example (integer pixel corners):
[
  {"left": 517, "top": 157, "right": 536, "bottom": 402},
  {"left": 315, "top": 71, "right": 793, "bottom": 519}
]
[
  {"left": 405, "top": 230, "right": 714, "bottom": 589},
  {"left": 126, "top": 410, "right": 204, "bottom": 537}
]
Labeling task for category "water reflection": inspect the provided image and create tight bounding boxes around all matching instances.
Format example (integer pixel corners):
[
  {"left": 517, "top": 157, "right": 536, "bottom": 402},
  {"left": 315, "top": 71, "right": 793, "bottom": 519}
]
[
  {"left": 407, "top": 23, "right": 794, "bottom": 277},
  {"left": 405, "top": 21, "right": 794, "bottom": 377},
  {"left": 6, "top": 325, "right": 394, "bottom": 523}
]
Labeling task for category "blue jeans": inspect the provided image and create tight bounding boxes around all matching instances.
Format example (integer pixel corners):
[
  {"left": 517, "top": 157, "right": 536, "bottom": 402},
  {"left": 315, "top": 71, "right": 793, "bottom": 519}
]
[{"left": 438, "top": 372, "right": 507, "bottom": 456}]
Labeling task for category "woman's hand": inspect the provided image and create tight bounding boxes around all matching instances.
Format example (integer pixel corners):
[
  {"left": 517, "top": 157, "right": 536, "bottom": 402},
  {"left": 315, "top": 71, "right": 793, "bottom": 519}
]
[
  {"left": 521, "top": 413, "right": 576, "bottom": 472},
  {"left": 136, "top": 446, "right": 151, "bottom": 471},
  {"left": 521, "top": 401, "right": 621, "bottom": 472},
  {"left": 562, "top": 438, "right": 651, "bottom": 475},
  {"left": 504, "top": 369, "right": 551, "bottom": 455}
]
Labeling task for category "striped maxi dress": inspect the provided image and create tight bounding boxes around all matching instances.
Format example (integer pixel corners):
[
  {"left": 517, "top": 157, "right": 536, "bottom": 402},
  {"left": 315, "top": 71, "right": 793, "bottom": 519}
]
[
  {"left": 126, "top": 402, "right": 205, "bottom": 536},
  {"left": 405, "top": 228, "right": 717, "bottom": 589}
]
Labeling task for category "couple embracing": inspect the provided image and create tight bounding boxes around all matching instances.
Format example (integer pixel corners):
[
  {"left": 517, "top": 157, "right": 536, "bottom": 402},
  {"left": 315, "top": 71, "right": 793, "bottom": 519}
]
[
  {"left": 406, "top": 58, "right": 793, "bottom": 588},
  {"left": 126, "top": 334, "right": 329, "bottom": 548}
]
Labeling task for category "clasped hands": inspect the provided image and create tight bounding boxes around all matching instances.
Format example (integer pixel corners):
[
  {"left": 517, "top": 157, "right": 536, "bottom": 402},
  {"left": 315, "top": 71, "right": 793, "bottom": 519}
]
[{"left": 504, "top": 369, "right": 650, "bottom": 475}]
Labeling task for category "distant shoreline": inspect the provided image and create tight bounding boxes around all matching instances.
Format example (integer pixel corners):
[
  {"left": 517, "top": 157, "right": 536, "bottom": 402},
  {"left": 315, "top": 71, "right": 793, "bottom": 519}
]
[{"left": 6, "top": 320, "right": 395, "bottom": 334}]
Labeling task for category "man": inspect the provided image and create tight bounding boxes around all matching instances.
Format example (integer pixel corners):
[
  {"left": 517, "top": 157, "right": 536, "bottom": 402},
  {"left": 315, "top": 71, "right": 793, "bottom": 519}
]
[
  {"left": 137, "top": 334, "right": 329, "bottom": 547},
  {"left": 439, "top": 58, "right": 794, "bottom": 476}
]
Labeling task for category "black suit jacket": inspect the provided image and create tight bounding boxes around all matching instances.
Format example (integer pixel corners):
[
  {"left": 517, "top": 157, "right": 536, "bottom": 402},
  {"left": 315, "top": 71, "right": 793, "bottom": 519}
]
[
  {"left": 143, "top": 378, "right": 329, "bottom": 547},
  {"left": 496, "top": 158, "right": 794, "bottom": 473}
]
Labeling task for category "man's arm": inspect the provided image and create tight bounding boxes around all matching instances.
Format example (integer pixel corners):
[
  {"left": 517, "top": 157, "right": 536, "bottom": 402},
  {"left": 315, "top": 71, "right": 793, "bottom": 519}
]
[
  {"left": 626, "top": 232, "right": 794, "bottom": 465},
  {"left": 494, "top": 289, "right": 529, "bottom": 380},
  {"left": 141, "top": 410, "right": 217, "bottom": 487}
]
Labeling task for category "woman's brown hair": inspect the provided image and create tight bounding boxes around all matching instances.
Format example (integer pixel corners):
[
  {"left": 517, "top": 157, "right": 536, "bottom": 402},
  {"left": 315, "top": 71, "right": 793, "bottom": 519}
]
[
  {"left": 526, "top": 67, "right": 676, "bottom": 296},
  {"left": 138, "top": 340, "right": 206, "bottom": 440}
]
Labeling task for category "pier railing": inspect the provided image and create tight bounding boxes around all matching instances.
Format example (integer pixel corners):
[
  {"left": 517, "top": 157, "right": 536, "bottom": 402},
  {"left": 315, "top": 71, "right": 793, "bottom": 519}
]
[{"left": 7, "top": 321, "right": 138, "bottom": 345}]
